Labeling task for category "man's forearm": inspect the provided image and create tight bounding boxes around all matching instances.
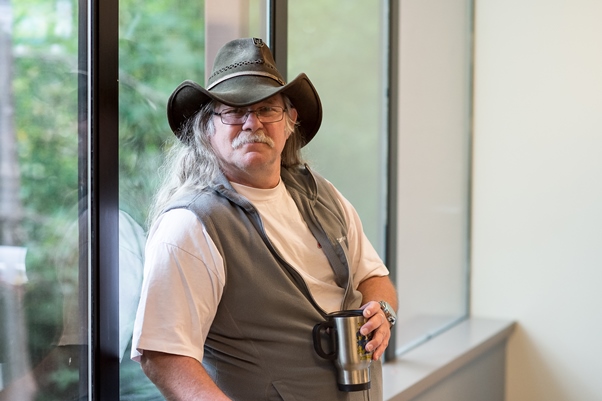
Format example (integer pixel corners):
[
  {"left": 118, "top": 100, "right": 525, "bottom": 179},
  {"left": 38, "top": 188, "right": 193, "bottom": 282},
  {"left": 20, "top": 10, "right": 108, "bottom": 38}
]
[
  {"left": 140, "top": 350, "right": 231, "bottom": 401},
  {"left": 357, "top": 275, "right": 398, "bottom": 311},
  {"left": 356, "top": 275, "right": 398, "bottom": 360}
]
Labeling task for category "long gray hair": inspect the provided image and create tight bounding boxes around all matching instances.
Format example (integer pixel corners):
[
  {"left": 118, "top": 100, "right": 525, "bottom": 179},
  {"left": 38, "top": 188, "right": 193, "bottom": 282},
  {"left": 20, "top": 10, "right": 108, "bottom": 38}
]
[{"left": 148, "top": 95, "right": 304, "bottom": 226}]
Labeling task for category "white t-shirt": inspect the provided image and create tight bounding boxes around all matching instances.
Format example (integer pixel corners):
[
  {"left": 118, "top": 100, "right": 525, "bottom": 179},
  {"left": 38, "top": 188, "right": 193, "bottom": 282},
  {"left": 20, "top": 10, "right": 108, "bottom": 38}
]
[{"left": 132, "top": 180, "right": 388, "bottom": 363}]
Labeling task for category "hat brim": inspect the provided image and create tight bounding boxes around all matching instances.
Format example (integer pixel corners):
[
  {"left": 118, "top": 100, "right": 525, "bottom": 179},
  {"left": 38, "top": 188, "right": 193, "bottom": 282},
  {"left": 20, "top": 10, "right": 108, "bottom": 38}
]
[{"left": 167, "top": 73, "right": 322, "bottom": 146}]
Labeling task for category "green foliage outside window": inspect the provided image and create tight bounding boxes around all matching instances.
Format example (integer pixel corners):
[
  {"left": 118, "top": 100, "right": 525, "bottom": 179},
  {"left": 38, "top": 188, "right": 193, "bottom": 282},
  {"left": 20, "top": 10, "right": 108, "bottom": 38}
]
[{"left": 6, "top": 0, "right": 204, "bottom": 399}]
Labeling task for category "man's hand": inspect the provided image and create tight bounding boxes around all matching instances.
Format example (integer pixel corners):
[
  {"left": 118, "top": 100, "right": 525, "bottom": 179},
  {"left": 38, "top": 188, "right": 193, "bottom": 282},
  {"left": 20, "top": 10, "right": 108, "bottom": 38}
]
[
  {"left": 357, "top": 275, "right": 398, "bottom": 361},
  {"left": 360, "top": 300, "right": 392, "bottom": 360}
]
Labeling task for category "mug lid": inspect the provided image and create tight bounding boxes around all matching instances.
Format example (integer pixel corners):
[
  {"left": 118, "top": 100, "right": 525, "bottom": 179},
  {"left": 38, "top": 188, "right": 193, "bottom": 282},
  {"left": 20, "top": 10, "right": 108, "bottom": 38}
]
[{"left": 327, "top": 309, "right": 364, "bottom": 318}]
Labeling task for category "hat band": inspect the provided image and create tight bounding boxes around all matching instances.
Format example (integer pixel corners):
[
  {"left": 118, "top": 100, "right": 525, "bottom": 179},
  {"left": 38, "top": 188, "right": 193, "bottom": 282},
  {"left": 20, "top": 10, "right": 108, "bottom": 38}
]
[{"left": 207, "top": 71, "right": 286, "bottom": 90}]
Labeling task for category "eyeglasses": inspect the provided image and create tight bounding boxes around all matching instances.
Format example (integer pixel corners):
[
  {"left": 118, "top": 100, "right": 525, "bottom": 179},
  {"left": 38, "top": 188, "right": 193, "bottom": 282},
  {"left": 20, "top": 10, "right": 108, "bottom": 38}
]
[{"left": 213, "top": 106, "right": 287, "bottom": 125}]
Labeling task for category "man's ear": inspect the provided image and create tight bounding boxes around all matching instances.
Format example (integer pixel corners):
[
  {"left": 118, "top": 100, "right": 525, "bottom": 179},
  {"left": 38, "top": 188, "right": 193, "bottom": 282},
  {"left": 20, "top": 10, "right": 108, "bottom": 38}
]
[
  {"left": 289, "top": 107, "right": 298, "bottom": 123},
  {"left": 287, "top": 107, "right": 298, "bottom": 138}
]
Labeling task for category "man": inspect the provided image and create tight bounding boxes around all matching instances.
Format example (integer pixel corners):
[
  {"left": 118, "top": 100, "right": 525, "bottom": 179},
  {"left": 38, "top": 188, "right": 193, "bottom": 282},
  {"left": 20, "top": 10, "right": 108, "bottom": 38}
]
[{"left": 132, "top": 37, "right": 397, "bottom": 401}]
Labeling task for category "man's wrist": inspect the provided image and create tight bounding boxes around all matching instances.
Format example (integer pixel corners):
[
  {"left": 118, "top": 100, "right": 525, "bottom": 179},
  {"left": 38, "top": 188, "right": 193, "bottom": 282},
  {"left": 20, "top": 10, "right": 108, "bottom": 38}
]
[{"left": 378, "top": 300, "right": 397, "bottom": 327}]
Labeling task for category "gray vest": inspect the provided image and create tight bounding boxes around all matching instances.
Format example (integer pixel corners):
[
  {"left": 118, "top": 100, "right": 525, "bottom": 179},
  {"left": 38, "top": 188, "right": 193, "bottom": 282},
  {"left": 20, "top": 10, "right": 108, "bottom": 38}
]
[{"left": 166, "top": 165, "right": 382, "bottom": 401}]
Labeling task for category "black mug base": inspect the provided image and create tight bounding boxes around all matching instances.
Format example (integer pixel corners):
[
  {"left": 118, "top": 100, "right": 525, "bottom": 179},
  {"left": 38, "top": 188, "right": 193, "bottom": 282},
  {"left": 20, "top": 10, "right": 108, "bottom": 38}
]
[{"left": 338, "top": 382, "right": 371, "bottom": 392}]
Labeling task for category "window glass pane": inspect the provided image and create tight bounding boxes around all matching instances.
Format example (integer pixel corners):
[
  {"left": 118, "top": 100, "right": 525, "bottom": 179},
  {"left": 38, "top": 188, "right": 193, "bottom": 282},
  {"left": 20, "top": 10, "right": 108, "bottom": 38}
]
[
  {"left": 205, "top": 0, "right": 265, "bottom": 72},
  {"left": 288, "top": 0, "right": 387, "bottom": 256},
  {"left": 1, "top": 0, "right": 89, "bottom": 399},
  {"left": 394, "top": 0, "right": 473, "bottom": 353},
  {"left": 118, "top": 0, "right": 205, "bottom": 398},
  {"left": 288, "top": 0, "right": 473, "bottom": 356}
]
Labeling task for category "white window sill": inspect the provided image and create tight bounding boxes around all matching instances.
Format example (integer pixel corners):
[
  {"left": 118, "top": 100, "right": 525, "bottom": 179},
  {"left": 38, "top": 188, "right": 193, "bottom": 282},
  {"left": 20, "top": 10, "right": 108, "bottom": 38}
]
[{"left": 383, "top": 318, "right": 516, "bottom": 401}]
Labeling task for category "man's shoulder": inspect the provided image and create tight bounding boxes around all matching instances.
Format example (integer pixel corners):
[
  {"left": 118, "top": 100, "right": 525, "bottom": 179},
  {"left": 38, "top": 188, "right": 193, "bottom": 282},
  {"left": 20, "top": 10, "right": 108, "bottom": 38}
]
[
  {"left": 164, "top": 186, "right": 223, "bottom": 212},
  {"left": 149, "top": 208, "right": 204, "bottom": 246},
  {"left": 165, "top": 185, "right": 250, "bottom": 231}
]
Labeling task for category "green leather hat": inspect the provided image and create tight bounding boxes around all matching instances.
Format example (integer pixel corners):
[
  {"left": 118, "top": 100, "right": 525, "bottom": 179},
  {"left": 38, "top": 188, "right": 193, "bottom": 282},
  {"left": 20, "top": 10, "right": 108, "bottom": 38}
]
[{"left": 167, "top": 37, "right": 322, "bottom": 146}]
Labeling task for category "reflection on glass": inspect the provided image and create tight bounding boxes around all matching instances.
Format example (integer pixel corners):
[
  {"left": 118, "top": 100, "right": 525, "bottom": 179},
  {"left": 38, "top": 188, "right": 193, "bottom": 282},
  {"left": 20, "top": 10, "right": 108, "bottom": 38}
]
[
  {"left": 1, "top": 0, "right": 88, "bottom": 399},
  {"left": 118, "top": 0, "right": 205, "bottom": 398},
  {"left": 288, "top": 0, "right": 387, "bottom": 256},
  {"left": 394, "top": 0, "right": 473, "bottom": 354}
]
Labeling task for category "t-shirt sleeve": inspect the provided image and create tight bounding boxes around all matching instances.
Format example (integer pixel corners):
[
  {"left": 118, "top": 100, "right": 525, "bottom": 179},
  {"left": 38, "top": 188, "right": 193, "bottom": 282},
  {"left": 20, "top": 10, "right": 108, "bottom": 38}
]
[{"left": 131, "top": 208, "right": 225, "bottom": 364}]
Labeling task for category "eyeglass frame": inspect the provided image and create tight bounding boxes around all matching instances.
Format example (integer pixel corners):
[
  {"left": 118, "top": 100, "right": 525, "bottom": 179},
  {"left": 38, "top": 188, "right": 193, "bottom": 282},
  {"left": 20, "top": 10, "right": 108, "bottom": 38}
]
[{"left": 213, "top": 106, "right": 288, "bottom": 125}]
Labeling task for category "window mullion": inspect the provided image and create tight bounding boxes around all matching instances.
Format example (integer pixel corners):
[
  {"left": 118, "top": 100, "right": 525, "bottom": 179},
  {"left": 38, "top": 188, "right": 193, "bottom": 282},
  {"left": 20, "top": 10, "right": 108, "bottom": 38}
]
[{"left": 91, "top": 0, "right": 120, "bottom": 398}]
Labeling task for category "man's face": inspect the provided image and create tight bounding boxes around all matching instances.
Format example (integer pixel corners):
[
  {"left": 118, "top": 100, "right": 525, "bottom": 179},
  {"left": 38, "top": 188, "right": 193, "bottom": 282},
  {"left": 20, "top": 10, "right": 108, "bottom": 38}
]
[{"left": 210, "top": 94, "right": 297, "bottom": 188}]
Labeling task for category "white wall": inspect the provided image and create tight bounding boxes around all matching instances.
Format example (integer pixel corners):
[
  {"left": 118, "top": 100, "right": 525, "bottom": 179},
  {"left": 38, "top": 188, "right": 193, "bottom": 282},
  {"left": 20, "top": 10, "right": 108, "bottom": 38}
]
[{"left": 471, "top": 1, "right": 602, "bottom": 401}]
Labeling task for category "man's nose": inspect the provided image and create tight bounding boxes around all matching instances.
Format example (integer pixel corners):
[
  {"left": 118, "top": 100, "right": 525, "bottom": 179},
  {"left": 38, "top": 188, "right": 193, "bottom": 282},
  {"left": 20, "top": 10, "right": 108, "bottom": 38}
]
[{"left": 242, "top": 111, "right": 263, "bottom": 127}]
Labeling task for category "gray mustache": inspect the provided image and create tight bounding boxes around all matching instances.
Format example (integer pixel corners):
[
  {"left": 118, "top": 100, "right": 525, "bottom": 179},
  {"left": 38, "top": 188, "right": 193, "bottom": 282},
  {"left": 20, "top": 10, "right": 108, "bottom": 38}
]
[{"left": 231, "top": 131, "right": 275, "bottom": 149}]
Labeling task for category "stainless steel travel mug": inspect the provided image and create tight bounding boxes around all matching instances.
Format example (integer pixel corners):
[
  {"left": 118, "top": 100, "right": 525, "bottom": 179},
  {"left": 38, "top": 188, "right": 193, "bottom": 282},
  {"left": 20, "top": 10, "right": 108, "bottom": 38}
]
[{"left": 312, "top": 309, "right": 373, "bottom": 391}]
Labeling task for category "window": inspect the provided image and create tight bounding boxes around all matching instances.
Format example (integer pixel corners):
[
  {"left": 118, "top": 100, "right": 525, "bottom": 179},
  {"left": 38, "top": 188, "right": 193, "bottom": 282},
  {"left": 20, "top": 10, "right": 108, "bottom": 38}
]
[
  {"left": 393, "top": 0, "right": 473, "bottom": 354},
  {"left": 288, "top": 0, "right": 388, "bottom": 255},
  {"left": 118, "top": 0, "right": 206, "bottom": 398},
  {"left": 1, "top": 0, "right": 473, "bottom": 398},
  {"left": 1, "top": 0, "right": 90, "bottom": 398}
]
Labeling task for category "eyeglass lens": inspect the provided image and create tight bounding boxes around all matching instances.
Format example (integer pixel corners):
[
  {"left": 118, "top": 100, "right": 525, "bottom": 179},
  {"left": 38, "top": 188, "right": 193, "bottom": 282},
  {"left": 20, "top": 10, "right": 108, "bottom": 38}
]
[{"left": 217, "top": 107, "right": 285, "bottom": 125}]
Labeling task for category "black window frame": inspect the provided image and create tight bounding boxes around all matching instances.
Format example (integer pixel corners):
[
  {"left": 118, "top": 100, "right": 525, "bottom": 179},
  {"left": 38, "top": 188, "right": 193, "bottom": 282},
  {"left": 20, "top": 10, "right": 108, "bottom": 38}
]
[{"left": 91, "top": 0, "right": 120, "bottom": 398}]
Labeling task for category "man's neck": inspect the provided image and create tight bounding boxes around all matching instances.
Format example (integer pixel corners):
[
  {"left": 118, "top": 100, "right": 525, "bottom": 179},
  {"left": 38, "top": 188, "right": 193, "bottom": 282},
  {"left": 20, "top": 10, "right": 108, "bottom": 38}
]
[{"left": 224, "top": 168, "right": 281, "bottom": 189}]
